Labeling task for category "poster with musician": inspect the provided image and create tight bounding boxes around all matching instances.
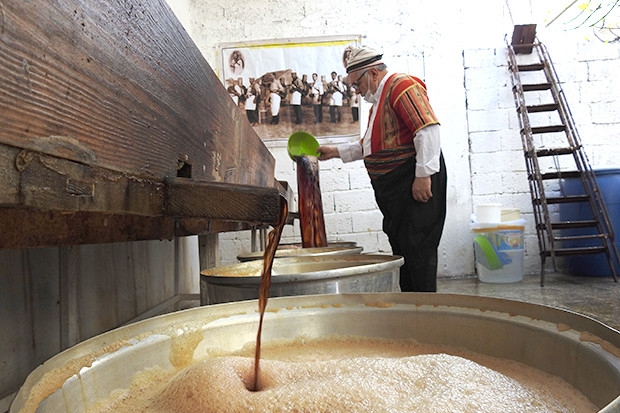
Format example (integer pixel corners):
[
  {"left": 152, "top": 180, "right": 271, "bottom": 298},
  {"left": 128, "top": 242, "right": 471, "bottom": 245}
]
[{"left": 218, "top": 35, "right": 361, "bottom": 141}]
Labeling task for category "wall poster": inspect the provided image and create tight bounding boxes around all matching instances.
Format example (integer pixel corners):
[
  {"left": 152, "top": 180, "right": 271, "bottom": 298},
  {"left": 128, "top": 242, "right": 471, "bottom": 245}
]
[{"left": 217, "top": 35, "right": 362, "bottom": 141}]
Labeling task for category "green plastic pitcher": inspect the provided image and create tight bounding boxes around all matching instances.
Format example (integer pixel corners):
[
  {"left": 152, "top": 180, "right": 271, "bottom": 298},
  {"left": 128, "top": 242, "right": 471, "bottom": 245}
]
[{"left": 287, "top": 131, "right": 319, "bottom": 160}]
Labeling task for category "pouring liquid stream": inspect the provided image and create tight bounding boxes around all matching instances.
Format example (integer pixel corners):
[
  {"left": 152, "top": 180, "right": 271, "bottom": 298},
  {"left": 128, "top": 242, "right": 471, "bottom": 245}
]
[
  {"left": 296, "top": 155, "right": 327, "bottom": 248},
  {"left": 252, "top": 198, "right": 287, "bottom": 391},
  {"left": 252, "top": 154, "right": 326, "bottom": 391}
]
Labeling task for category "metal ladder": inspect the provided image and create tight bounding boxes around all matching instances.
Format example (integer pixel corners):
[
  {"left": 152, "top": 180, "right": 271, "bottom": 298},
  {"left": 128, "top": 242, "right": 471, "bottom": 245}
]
[{"left": 506, "top": 24, "right": 619, "bottom": 286}]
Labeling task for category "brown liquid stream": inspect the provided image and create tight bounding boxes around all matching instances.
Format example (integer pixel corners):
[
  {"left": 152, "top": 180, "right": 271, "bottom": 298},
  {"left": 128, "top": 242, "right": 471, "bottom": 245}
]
[
  {"left": 295, "top": 155, "right": 327, "bottom": 248},
  {"left": 251, "top": 197, "right": 287, "bottom": 391},
  {"left": 252, "top": 154, "right": 327, "bottom": 391}
]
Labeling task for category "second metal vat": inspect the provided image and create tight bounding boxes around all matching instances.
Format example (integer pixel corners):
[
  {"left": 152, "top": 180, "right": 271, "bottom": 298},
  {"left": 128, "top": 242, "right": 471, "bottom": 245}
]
[{"left": 200, "top": 254, "right": 403, "bottom": 305}]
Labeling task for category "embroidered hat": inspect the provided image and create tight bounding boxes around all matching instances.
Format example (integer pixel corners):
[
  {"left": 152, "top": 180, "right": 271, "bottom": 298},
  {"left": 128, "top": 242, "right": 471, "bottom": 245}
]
[{"left": 346, "top": 47, "right": 384, "bottom": 73}]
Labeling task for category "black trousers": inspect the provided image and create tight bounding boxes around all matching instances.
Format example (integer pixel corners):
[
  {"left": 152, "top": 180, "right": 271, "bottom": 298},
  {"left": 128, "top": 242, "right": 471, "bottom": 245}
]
[
  {"left": 293, "top": 105, "right": 302, "bottom": 124},
  {"left": 313, "top": 104, "right": 323, "bottom": 123},
  {"left": 371, "top": 153, "right": 447, "bottom": 292}
]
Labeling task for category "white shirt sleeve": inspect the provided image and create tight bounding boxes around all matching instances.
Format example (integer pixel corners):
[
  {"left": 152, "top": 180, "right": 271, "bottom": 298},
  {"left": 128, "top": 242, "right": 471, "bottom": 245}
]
[
  {"left": 414, "top": 124, "right": 441, "bottom": 177},
  {"left": 337, "top": 141, "right": 364, "bottom": 163}
]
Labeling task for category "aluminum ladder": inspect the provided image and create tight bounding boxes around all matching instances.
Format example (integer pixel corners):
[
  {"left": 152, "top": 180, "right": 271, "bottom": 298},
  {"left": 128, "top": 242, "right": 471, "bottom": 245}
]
[{"left": 506, "top": 24, "right": 619, "bottom": 286}]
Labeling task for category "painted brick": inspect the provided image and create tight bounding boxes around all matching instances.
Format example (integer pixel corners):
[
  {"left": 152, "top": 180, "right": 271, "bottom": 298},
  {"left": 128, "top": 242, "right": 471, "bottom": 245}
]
[
  {"left": 472, "top": 173, "right": 504, "bottom": 196},
  {"left": 334, "top": 189, "right": 379, "bottom": 213},
  {"left": 323, "top": 211, "right": 353, "bottom": 234},
  {"left": 575, "top": 41, "right": 620, "bottom": 61},
  {"left": 587, "top": 60, "right": 619, "bottom": 82},
  {"left": 350, "top": 231, "right": 391, "bottom": 255},
  {"left": 349, "top": 168, "right": 372, "bottom": 190},
  {"left": 319, "top": 168, "right": 351, "bottom": 192},
  {"left": 499, "top": 131, "right": 523, "bottom": 152},
  {"left": 501, "top": 171, "right": 530, "bottom": 193},
  {"left": 467, "top": 108, "right": 512, "bottom": 132},
  {"left": 320, "top": 192, "right": 335, "bottom": 214},
  {"left": 351, "top": 209, "right": 384, "bottom": 233},
  {"left": 465, "top": 67, "right": 509, "bottom": 91},
  {"left": 466, "top": 89, "right": 499, "bottom": 111},
  {"left": 470, "top": 151, "right": 518, "bottom": 174},
  {"left": 463, "top": 48, "right": 507, "bottom": 69},
  {"left": 498, "top": 85, "right": 516, "bottom": 110},
  {"left": 470, "top": 131, "right": 502, "bottom": 153},
  {"left": 591, "top": 101, "right": 620, "bottom": 124},
  {"left": 554, "top": 62, "right": 588, "bottom": 84},
  {"left": 281, "top": 224, "right": 300, "bottom": 241},
  {"left": 580, "top": 80, "right": 620, "bottom": 104},
  {"left": 317, "top": 157, "right": 341, "bottom": 172}
]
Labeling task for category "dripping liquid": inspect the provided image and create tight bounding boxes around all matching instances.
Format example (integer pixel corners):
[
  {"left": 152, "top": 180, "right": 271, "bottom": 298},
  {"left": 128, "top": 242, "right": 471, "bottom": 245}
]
[
  {"left": 296, "top": 155, "right": 327, "bottom": 248},
  {"left": 251, "top": 154, "right": 327, "bottom": 391},
  {"left": 252, "top": 198, "right": 287, "bottom": 391}
]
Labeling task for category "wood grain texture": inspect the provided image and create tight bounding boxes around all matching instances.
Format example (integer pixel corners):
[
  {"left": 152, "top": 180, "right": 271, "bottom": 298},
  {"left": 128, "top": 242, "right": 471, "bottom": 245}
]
[
  {"left": 0, "top": 0, "right": 282, "bottom": 246},
  {"left": 0, "top": 0, "right": 274, "bottom": 185},
  {"left": 0, "top": 207, "right": 264, "bottom": 249},
  {"left": 165, "top": 177, "right": 282, "bottom": 224}
]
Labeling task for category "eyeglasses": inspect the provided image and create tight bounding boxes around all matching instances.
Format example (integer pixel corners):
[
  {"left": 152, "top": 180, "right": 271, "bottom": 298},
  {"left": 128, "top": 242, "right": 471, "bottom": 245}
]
[{"left": 350, "top": 69, "right": 369, "bottom": 89}]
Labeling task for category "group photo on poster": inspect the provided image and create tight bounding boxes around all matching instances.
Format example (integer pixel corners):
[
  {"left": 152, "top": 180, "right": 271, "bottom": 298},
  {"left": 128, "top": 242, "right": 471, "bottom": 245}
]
[{"left": 219, "top": 36, "right": 361, "bottom": 140}]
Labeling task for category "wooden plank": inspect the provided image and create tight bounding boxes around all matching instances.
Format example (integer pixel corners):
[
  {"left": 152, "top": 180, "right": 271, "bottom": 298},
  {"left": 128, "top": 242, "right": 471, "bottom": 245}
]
[
  {"left": 17, "top": 150, "right": 165, "bottom": 216},
  {"left": 0, "top": 143, "right": 280, "bottom": 248},
  {"left": 0, "top": 207, "right": 267, "bottom": 249},
  {"left": 0, "top": 143, "right": 164, "bottom": 215},
  {"left": 0, "top": 208, "right": 174, "bottom": 249},
  {"left": 0, "top": 0, "right": 274, "bottom": 188},
  {"left": 165, "top": 177, "right": 283, "bottom": 225},
  {"left": 0, "top": 208, "right": 261, "bottom": 249}
]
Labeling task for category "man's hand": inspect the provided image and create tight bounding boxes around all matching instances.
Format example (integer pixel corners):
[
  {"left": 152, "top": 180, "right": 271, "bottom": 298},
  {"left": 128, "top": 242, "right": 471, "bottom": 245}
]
[
  {"left": 412, "top": 176, "right": 432, "bottom": 202},
  {"left": 317, "top": 146, "right": 339, "bottom": 161}
]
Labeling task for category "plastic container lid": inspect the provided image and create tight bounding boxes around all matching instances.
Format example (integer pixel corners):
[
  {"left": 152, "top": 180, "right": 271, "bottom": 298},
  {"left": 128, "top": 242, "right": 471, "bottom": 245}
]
[
  {"left": 470, "top": 216, "right": 526, "bottom": 232},
  {"left": 287, "top": 131, "right": 319, "bottom": 160}
]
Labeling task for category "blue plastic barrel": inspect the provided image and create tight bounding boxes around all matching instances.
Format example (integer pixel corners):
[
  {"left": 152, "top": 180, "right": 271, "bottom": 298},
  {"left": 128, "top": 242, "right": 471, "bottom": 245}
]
[{"left": 559, "top": 169, "right": 620, "bottom": 276}]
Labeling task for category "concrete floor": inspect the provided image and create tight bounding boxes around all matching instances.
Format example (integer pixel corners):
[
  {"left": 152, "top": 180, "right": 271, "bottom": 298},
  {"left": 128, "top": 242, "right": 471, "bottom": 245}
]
[{"left": 437, "top": 272, "right": 620, "bottom": 331}]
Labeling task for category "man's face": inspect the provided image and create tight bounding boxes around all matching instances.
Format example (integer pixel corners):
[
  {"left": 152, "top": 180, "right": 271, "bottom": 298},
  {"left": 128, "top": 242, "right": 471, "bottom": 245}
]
[{"left": 349, "top": 68, "right": 371, "bottom": 95}]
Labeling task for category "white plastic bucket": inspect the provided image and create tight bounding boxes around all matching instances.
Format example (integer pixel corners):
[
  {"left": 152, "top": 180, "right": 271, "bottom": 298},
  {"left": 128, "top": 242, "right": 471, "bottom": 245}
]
[{"left": 475, "top": 203, "right": 502, "bottom": 223}]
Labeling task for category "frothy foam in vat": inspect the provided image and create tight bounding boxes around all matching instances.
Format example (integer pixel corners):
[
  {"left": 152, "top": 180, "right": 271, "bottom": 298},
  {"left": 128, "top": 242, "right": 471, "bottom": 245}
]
[{"left": 85, "top": 337, "right": 597, "bottom": 413}]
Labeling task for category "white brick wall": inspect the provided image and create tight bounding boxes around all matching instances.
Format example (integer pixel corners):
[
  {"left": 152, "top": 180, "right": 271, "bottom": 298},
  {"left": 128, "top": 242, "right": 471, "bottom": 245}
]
[
  {"left": 464, "top": 32, "right": 620, "bottom": 274},
  {"left": 165, "top": 0, "right": 620, "bottom": 278}
]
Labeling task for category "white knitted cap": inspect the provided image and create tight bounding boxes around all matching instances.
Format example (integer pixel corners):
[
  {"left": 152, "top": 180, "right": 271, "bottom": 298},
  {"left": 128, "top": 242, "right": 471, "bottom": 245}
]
[{"left": 346, "top": 47, "right": 384, "bottom": 73}]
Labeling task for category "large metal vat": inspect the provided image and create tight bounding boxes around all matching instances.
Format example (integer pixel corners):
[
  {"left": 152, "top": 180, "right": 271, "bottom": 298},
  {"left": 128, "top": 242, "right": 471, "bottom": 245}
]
[
  {"left": 10, "top": 293, "right": 620, "bottom": 413},
  {"left": 200, "top": 254, "right": 403, "bottom": 305},
  {"left": 237, "top": 242, "right": 362, "bottom": 262},
  {"left": 278, "top": 241, "right": 358, "bottom": 249}
]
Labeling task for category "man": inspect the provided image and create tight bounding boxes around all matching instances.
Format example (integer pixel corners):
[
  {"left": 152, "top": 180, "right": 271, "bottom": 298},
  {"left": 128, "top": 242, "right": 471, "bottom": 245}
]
[
  {"left": 289, "top": 71, "right": 305, "bottom": 124},
  {"left": 269, "top": 73, "right": 285, "bottom": 124},
  {"left": 317, "top": 46, "right": 447, "bottom": 292},
  {"left": 328, "top": 71, "right": 344, "bottom": 123},
  {"left": 310, "top": 72, "right": 324, "bottom": 123}
]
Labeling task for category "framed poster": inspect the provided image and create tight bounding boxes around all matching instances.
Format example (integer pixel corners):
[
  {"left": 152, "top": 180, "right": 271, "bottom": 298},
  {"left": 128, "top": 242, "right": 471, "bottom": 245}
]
[{"left": 217, "top": 35, "right": 362, "bottom": 141}]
